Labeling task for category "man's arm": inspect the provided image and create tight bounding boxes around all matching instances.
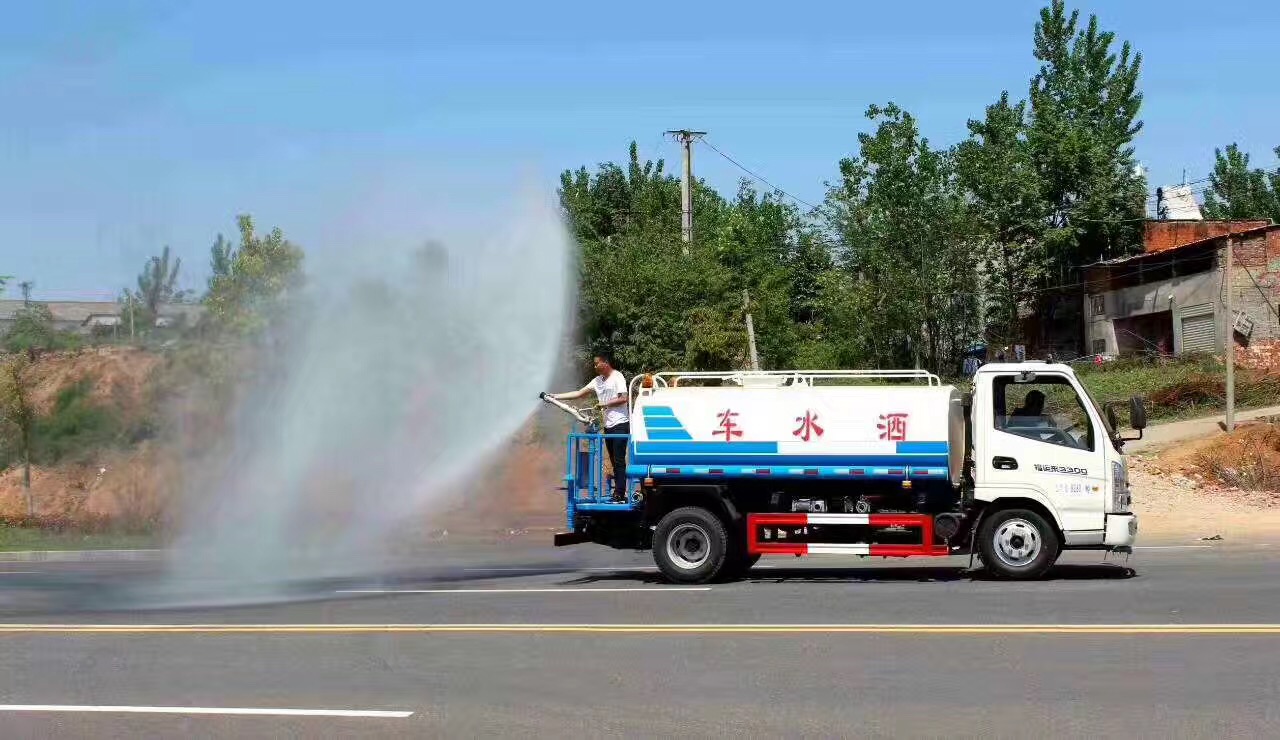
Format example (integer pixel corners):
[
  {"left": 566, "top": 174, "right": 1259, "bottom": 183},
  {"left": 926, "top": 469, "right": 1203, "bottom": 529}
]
[{"left": 550, "top": 383, "right": 593, "bottom": 402}]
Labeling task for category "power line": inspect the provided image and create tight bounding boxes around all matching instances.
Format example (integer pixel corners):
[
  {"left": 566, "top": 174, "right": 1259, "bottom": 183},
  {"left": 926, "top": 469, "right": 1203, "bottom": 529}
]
[{"left": 699, "top": 138, "right": 821, "bottom": 210}]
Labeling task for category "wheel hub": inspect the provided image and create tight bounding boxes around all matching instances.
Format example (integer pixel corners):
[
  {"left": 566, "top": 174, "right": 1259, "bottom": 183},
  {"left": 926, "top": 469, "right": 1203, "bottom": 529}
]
[
  {"left": 993, "top": 518, "right": 1041, "bottom": 567},
  {"left": 666, "top": 523, "right": 711, "bottom": 570}
]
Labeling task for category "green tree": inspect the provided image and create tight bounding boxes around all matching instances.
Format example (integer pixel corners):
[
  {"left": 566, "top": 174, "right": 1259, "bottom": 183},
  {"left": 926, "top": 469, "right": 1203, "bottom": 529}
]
[
  {"left": 1202, "top": 144, "right": 1280, "bottom": 222},
  {"left": 204, "top": 215, "right": 305, "bottom": 336},
  {"left": 0, "top": 356, "right": 36, "bottom": 515},
  {"left": 708, "top": 182, "right": 826, "bottom": 369},
  {"left": 123, "top": 246, "right": 189, "bottom": 332},
  {"left": 824, "top": 103, "right": 979, "bottom": 374},
  {"left": 4, "top": 303, "right": 80, "bottom": 354},
  {"left": 562, "top": 143, "right": 737, "bottom": 372},
  {"left": 957, "top": 92, "right": 1049, "bottom": 347},
  {"left": 1028, "top": 0, "right": 1146, "bottom": 269},
  {"left": 207, "top": 233, "right": 236, "bottom": 294}
]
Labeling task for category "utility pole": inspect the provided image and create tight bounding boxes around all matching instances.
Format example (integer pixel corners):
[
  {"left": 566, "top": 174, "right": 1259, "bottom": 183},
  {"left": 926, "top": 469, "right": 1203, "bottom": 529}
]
[
  {"left": 1224, "top": 230, "right": 1235, "bottom": 432},
  {"left": 665, "top": 129, "right": 705, "bottom": 248},
  {"left": 743, "top": 289, "right": 760, "bottom": 371}
]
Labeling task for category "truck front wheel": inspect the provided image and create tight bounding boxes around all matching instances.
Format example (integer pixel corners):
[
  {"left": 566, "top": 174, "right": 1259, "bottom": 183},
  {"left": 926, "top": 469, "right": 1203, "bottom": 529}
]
[
  {"left": 978, "top": 509, "right": 1060, "bottom": 580},
  {"left": 653, "top": 507, "right": 729, "bottom": 584}
]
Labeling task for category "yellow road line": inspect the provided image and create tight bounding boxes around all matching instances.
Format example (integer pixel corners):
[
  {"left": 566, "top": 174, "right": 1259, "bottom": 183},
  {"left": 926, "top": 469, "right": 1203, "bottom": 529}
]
[{"left": 1, "top": 624, "right": 1279, "bottom": 635}]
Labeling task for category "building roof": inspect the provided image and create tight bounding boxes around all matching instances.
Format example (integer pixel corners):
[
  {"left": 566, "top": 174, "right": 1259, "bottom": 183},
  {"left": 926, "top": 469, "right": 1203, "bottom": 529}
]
[
  {"left": 1144, "top": 219, "right": 1272, "bottom": 254},
  {"left": 1087, "top": 219, "right": 1278, "bottom": 268},
  {"left": 0, "top": 300, "right": 118, "bottom": 322},
  {"left": 0, "top": 300, "right": 203, "bottom": 323}
]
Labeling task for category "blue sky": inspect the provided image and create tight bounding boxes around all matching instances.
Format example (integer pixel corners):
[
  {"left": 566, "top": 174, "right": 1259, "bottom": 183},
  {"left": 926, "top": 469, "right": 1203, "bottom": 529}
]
[{"left": 3, "top": 0, "right": 1278, "bottom": 300}]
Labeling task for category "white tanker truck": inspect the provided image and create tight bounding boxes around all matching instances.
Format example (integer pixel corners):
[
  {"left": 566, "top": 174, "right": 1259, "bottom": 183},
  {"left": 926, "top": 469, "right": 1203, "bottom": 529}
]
[{"left": 541, "top": 363, "right": 1145, "bottom": 584}]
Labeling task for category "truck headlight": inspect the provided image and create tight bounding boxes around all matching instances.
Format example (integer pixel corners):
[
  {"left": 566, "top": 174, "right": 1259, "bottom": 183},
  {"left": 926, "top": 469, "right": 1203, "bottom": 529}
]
[{"left": 1111, "top": 461, "right": 1131, "bottom": 513}]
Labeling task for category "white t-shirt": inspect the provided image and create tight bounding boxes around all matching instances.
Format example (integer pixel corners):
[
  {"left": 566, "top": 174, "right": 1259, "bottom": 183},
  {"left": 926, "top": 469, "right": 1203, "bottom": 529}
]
[{"left": 588, "top": 370, "right": 630, "bottom": 429}]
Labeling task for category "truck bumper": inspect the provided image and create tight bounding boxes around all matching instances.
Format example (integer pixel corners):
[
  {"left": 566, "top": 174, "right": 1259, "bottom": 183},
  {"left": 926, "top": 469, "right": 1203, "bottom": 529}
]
[{"left": 1104, "top": 513, "right": 1138, "bottom": 548}]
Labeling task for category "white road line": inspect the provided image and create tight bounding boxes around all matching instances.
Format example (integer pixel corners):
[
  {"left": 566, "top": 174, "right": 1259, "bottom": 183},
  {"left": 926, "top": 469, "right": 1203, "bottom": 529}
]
[
  {"left": 4, "top": 623, "right": 1280, "bottom": 635},
  {"left": 0, "top": 705, "right": 412, "bottom": 718},
  {"left": 335, "top": 587, "right": 711, "bottom": 594}
]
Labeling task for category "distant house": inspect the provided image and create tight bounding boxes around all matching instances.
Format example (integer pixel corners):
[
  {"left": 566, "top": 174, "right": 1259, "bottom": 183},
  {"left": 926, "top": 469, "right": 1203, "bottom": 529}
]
[
  {"left": 1082, "top": 220, "right": 1280, "bottom": 357},
  {"left": 0, "top": 300, "right": 204, "bottom": 336}
]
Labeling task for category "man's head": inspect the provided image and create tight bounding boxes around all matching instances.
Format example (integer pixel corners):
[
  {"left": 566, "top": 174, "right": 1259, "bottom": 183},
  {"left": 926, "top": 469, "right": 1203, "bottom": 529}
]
[
  {"left": 1022, "top": 390, "right": 1045, "bottom": 414},
  {"left": 593, "top": 353, "right": 614, "bottom": 377}
]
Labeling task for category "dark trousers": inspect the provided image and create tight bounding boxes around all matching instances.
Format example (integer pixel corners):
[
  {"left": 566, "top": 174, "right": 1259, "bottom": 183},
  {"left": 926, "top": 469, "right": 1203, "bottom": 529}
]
[{"left": 605, "top": 422, "right": 630, "bottom": 500}]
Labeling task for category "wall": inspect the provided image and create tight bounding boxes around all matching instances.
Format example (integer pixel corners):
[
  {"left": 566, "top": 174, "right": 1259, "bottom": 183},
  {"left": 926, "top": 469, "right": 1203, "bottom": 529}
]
[
  {"left": 1085, "top": 269, "right": 1222, "bottom": 355},
  {"left": 1144, "top": 220, "right": 1270, "bottom": 253},
  {"left": 1229, "top": 229, "right": 1280, "bottom": 347}
]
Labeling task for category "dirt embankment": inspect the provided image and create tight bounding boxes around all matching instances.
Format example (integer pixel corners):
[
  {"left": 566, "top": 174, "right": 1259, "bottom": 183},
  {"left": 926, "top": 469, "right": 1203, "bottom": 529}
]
[{"left": 1130, "top": 421, "right": 1280, "bottom": 542}]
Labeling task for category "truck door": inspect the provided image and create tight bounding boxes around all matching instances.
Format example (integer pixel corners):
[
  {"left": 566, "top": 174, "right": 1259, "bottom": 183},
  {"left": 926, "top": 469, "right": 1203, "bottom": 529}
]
[{"left": 979, "top": 371, "right": 1107, "bottom": 533}]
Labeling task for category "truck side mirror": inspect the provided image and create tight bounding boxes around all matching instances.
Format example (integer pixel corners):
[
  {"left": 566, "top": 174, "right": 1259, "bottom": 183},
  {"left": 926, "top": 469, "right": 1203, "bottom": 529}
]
[{"left": 1129, "top": 396, "right": 1147, "bottom": 430}]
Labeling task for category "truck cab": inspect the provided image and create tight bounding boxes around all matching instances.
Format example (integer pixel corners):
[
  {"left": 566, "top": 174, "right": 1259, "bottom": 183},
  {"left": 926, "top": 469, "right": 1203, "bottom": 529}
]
[
  {"left": 543, "top": 363, "right": 1143, "bottom": 584},
  {"left": 971, "top": 363, "right": 1138, "bottom": 573}
]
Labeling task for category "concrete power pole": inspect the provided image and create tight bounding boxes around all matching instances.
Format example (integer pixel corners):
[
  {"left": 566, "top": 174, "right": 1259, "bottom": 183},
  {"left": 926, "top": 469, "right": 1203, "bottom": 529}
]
[
  {"left": 1224, "top": 231, "right": 1235, "bottom": 432},
  {"left": 665, "top": 130, "right": 705, "bottom": 247},
  {"left": 743, "top": 289, "right": 760, "bottom": 371}
]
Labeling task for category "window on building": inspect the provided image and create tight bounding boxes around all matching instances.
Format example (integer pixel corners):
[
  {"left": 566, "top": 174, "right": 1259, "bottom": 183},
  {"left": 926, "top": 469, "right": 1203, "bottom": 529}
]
[{"left": 1090, "top": 294, "right": 1105, "bottom": 316}]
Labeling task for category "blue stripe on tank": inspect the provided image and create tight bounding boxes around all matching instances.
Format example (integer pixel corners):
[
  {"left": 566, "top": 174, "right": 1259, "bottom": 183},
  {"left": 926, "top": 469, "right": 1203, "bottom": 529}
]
[
  {"left": 646, "top": 429, "right": 694, "bottom": 440},
  {"left": 896, "top": 441, "right": 949, "bottom": 454},
  {"left": 642, "top": 416, "right": 686, "bottom": 430}
]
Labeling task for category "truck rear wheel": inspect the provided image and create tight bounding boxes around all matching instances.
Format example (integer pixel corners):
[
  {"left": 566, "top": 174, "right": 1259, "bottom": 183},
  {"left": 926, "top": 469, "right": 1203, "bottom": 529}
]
[
  {"left": 653, "top": 507, "right": 728, "bottom": 584},
  {"left": 978, "top": 509, "right": 1060, "bottom": 580}
]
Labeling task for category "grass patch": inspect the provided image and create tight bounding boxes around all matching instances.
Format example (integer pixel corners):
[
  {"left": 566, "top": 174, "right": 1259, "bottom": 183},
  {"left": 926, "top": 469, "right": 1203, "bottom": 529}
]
[
  {"left": 1075, "top": 355, "right": 1280, "bottom": 423},
  {"left": 0, "top": 525, "right": 157, "bottom": 552}
]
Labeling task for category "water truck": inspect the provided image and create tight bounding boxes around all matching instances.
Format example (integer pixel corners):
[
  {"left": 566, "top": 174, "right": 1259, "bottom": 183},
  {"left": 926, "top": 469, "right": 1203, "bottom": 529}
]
[{"left": 540, "top": 363, "right": 1145, "bottom": 584}]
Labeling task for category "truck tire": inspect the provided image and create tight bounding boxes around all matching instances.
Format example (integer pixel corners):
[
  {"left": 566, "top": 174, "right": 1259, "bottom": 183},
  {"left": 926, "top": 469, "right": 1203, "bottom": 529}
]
[
  {"left": 653, "top": 507, "right": 729, "bottom": 584},
  {"left": 978, "top": 508, "right": 1060, "bottom": 580},
  {"left": 718, "top": 551, "right": 762, "bottom": 582}
]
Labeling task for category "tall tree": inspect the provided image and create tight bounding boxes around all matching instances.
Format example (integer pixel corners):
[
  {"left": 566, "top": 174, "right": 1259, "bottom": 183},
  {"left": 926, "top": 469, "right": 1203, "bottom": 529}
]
[
  {"left": 1202, "top": 144, "right": 1280, "bottom": 222},
  {"left": 561, "top": 143, "right": 755, "bottom": 372},
  {"left": 957, "top": 92, "right": 1049, "bottom": 347},
  {"left": 204, "top": 215, "right": 305, "bottom": 336},
  {"left": 824, "top": 103, "right": 979, "bottom": 374},
  {"left": 207, "top": 233, "right": 237, "bottom": 294},
  {"left": 1028, "top": 0, "right": 1146, "bottom": 270},
  {"left": 128, "top": 246, "right": 188, "bottom": 323}
]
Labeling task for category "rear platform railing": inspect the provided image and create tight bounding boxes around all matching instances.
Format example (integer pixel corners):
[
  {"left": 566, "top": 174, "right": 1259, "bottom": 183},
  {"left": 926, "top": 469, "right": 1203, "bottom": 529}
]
[{"left": 563, "top": 432, "right": 637, "bottom": 530}]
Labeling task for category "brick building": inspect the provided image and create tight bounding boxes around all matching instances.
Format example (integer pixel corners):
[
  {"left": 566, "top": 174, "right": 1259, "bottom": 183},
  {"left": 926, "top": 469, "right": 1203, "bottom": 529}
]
[{"left": 1082, "top": 220, "right": 1280, "bottom": 360}]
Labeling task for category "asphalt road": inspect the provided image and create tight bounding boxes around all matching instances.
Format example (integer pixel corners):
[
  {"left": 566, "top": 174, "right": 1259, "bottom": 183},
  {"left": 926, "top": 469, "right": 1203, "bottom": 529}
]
[{"left": 1, "top": 542, "right": 1278, "bottom": 738}]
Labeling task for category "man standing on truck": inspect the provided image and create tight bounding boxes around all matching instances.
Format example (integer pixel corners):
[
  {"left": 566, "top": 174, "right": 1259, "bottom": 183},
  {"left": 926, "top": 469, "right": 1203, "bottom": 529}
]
[{"left": 549, "top": 354, "right": 630, "bottom": 501}]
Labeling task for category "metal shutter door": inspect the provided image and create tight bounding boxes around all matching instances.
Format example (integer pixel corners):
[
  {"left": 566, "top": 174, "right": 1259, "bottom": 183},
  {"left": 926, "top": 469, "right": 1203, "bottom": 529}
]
[{"left": 1180, "top": 312, "right": 1216, "bottom": 353}]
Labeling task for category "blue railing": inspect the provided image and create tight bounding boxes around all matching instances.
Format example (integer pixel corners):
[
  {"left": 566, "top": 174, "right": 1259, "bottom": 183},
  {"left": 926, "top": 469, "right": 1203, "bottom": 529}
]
[{"left": 563, "top": 432, "right": 638, "bottom": 530}]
